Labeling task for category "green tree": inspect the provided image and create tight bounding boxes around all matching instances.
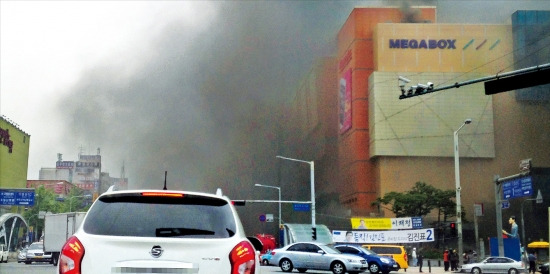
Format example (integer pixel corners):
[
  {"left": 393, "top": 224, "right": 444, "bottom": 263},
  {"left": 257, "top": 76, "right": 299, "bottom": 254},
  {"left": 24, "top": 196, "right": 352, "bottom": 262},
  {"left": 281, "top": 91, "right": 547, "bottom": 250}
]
[
  {"left": 22, "top": 186, "right": 61, "bottom": 241},
  {"left": 371, "top": 181, "right": 458, "bottom": 219}
]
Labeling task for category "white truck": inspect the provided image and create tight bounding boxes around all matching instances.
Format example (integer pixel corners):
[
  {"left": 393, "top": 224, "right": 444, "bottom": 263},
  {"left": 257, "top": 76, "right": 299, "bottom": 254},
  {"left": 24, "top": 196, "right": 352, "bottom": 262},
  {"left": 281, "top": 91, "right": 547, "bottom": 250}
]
[{"left": 44, "top": 212, "right": 86, "bottom": 266}]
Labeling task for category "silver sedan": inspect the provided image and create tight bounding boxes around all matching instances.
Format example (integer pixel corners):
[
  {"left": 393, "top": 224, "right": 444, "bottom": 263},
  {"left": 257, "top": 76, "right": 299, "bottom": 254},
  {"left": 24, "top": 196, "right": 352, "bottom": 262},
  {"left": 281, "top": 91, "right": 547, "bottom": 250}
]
[
  {"left": 269, "top": 242, "right": 368, "bottom": 274},
  {"left": 459, "top": 256, "right": 526, "bottom": 274}
]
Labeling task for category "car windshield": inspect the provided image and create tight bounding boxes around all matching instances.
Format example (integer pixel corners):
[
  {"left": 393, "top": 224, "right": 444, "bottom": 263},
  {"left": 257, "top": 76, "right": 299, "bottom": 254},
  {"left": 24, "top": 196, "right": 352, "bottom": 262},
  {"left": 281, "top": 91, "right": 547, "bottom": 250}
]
[
  {"left": 28, "top": 243, "right": 43, "bottom": 250},
  {"left": 83, "top": 192, "right": 237, "bottom": 238}
]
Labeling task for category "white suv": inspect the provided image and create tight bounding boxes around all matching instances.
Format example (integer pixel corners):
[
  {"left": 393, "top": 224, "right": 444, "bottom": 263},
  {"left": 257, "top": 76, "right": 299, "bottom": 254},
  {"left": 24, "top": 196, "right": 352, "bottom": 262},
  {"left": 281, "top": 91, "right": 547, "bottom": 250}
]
[{"left": 58, "top": 189, "right": 260, "bottom": 273}]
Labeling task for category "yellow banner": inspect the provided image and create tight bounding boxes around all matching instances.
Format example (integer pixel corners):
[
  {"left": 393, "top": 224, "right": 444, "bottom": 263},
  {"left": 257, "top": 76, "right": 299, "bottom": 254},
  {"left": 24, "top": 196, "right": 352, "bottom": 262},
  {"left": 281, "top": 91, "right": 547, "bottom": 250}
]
[{"left": 351, "top": 218, "right": 393, "bottom": 230}]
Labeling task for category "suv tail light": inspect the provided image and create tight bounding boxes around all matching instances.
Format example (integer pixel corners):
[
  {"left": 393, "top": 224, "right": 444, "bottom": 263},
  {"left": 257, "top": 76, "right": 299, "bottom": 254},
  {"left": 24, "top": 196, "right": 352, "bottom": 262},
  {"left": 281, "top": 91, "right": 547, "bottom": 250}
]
[
  {"left": 404, "top": 252, "right": 408, "bottom": 262},
  {"left": 229, "top": 241, "right": 256, "bottom": 274},
  {"left": 59, "top": 236, "right": 85, "bottom": 274}
]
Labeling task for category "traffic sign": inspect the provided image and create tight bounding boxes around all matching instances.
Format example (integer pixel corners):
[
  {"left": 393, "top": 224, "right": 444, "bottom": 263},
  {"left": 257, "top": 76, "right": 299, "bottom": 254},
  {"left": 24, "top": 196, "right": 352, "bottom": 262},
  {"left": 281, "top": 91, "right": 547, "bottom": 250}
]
[
  {"left": 0, "top": 188, "right": 35, "bottom": 206},
  {"left": 266, "top": 214, "right": 274, "bottom": 222},
  {"left": 259, "top": 214, "right": 266, "bottom": 222},
  {"left": 502, "top": 176, "right": 533, "bottom": 199},
  {"left": 293, "top": 203, "right": 311, "bottom": 212},
  {"left": 501, "top": 201, "right": 510, "bottom": 209}
]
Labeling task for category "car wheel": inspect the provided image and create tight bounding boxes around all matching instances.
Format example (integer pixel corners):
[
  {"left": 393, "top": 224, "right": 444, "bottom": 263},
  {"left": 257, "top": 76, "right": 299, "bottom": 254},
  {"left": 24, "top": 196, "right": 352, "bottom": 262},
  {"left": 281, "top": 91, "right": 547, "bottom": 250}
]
[
  {"left": 369, "top": 262, "right": 381, "bottom": 273},
  {"left": 280, "top": 258, "right": 294, "bottom": 272},
  {"left": 331, "top": 261, "right": 347, "bottom": 274},
  {"left": 297, "top": 268, "right": 307, "bottom": 273},
  {"left": 25, "top": 261, "right": 31, "bottom": 265},
  {"left": 262, "top": 258, "right": 269, "bottom": 265},
  {"left": 508, "top": 268, "right": 519, "bottom": 274},
  {"left": 471, "top": 267, "right": 482, "bottom": 274}
]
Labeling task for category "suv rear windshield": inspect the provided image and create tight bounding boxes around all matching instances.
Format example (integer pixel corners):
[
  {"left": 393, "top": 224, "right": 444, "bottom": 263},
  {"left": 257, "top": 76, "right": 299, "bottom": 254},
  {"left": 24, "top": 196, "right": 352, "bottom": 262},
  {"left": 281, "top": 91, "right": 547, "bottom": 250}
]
[
  {"left": 83, "top": 192, "right": 237, "bottom": 238},
  {"left": 369, "top": 246, "right": 402, "bottom": 254}
]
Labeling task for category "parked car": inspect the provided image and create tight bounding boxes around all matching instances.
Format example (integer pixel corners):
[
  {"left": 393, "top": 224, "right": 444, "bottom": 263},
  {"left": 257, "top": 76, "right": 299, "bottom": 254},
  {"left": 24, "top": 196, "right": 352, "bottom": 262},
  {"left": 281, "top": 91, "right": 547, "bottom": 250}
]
[
  {"left": 0, "top": 244, "right": 8, "bottom": 263},
  {"left": 363, "top": 244, "right": 409, "bottom": 270},
  {"left": 269, "top": 242, "right": 368, "bottom": 274},
  {"left": 261, "top": 252, "right": 272, "bottom": 265},
  {"left": 538, "top": 261, "right": 549, "bottom": 274},
  {"left": 335, "top": 244, "right": 400, "bottom": 274},
  {"left": 17, "top": 247, "right": 28, "bottom": 263},
  {"left": 459, "top": 256, "right": 526, "bottom": 274},
  {"left": 25, "top": 242, "right": 52, "bottom": 264},
  {"left": 57, "top": 188, "right": 261, "bottom": 274}
]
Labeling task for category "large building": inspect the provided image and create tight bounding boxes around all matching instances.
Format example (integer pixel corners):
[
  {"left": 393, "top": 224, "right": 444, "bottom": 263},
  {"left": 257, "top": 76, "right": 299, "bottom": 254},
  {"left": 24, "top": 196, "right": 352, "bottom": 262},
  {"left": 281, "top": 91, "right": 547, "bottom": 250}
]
[
  {"left": 0, "top": 115, "right": 31, "bottom": 253},
  {"left": 0, "top": 115, "right": 30, "bottom": 191},
  {"left": 278, "top": 7, "right": 550, "bottom": 250}
]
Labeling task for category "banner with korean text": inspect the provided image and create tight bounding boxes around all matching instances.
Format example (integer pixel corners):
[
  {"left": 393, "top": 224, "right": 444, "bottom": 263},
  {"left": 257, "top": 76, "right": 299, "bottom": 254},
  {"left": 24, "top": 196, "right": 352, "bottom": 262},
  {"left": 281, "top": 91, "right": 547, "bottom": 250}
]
[
  {"left": 332, "top": 228, "right": 435, "bottom": 243},
  {"left": 350, "top": 217, "right": 423, "bottom": 230}
]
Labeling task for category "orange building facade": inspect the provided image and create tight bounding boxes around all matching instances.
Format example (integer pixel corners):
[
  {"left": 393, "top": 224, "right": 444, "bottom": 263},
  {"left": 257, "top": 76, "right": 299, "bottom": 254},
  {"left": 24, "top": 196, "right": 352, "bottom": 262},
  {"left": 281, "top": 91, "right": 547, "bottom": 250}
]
[
  {"left": 280, "top": 7, "right": 550, "bottom": 246},
  {"left": 336, "top": 7, "right": 439, "bottom": 215}
]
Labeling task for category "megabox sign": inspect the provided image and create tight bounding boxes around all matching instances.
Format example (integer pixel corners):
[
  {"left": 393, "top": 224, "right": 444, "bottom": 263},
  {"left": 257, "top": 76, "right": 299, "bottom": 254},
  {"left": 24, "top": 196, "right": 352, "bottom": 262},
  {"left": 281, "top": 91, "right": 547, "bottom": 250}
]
[{"left": 389, "top": 39, "right": 457, "bottom": 49}]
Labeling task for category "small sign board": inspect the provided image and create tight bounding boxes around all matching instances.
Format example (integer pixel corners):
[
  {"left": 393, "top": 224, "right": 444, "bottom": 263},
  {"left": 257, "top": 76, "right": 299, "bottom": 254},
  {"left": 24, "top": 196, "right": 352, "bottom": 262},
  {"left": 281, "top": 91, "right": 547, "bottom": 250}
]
[
  {"left": 266, "top": 214, "right": 274, "bottom": 222},
  {"left": 474, "top": 203, "right": 484, "bottom": 216},
  {"left": 502, "top": 200, "right": 510, "bottom": 209},
  {"left": 259, "top": 214, "right": 266, "bottom": 222},
  {"left": 293, "top": 203, "right": 311, "bottom": 212}
]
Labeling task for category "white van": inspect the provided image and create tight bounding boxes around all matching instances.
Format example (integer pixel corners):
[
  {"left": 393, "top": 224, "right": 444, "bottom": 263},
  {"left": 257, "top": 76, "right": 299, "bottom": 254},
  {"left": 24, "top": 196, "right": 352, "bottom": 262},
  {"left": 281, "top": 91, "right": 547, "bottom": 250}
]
[{"left": 0, "top": 244, "right": 8, "bottom": 263}]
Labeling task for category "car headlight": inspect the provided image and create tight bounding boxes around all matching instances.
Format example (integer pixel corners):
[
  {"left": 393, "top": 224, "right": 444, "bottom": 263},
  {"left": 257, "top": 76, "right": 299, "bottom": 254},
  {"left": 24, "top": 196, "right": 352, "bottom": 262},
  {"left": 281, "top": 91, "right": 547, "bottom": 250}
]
[{"left": 380, "top": 258, "right": 391, "bottom": 263}]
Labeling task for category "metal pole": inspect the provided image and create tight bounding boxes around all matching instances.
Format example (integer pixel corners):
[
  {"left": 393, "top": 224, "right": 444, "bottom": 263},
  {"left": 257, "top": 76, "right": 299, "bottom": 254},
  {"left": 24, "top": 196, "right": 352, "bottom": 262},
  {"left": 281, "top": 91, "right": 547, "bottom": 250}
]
[
  {"left": 521, "top": 190, "right": 544, "bottom": 247},
  {"left": 278, "top": 187, "right": 281, "bottom": 230},
  {"left": 495, "top": 175, "right": 504, "bottom": 257},
  {"left": 276, "top": 155, "right": 315, "bottom": 228},
  {"left": 254, "top": 184, "right": 282, "bottom": 229},
  {"left": 454, "top": 119, "right": 470, "bottom": 263},
  {"left": 521, "top": 200, "right": 527, "bottom": 247}
]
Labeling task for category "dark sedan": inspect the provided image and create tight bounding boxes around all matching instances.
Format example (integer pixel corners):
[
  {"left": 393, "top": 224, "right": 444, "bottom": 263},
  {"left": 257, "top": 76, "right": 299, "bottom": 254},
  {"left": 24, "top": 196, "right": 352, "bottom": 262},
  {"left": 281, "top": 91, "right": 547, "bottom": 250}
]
[{"left": 335, "top": 244, "right": 400, "bottom": 274}]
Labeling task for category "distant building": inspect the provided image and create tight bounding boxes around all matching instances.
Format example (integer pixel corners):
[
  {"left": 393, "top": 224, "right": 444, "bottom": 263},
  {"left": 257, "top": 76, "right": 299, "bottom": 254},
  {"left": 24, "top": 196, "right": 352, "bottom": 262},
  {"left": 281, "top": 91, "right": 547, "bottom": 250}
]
[
  {"left": 26, "top": 180, "right": 73, "bottom": 196},
  {"left": 39, "top": 150, "right": 128, "bottom": 196}
]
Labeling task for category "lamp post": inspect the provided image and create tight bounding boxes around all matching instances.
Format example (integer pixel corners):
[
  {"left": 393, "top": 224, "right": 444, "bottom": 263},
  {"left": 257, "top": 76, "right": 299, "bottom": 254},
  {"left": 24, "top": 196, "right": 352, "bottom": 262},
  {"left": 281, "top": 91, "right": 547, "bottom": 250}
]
[
  {"left": 521, "top": 189, "right": 543, "bottom": 247},
  {"left": 276, "top": 155, "right": 315, "bottom": 228},
  {"left": 454, "top": 118, "right": 472, "bottom": 262},
  {"left": 69, "top": 195, "right": 92, "bottom": 212},
  {"left": 255, "top": 184, "right": 281, "bottom": 229},
  {"left": 34, "top": 193, "right": 39, "bottom": 243}
]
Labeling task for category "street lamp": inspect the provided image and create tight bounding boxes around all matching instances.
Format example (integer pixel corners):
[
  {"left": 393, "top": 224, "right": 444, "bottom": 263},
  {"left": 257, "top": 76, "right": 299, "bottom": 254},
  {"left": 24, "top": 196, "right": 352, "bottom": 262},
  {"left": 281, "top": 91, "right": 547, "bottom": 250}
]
[
  {"left": 521, "top": 189, "right": 543, "bottom": 247},
  {"left": 276, "top": 155, "right": 315, "bottom": 229},
  {"left": 69, "top": 195, "right": 92, "bottom": 212},
  {"left": 34, "top": 193, "right": 39, "bottom": 243},
  {"left": 454, "top": 118, "right": 472, "bottom": 261},
  {"left": 255, "top": 184, "right": 282, "bottom": 229}
]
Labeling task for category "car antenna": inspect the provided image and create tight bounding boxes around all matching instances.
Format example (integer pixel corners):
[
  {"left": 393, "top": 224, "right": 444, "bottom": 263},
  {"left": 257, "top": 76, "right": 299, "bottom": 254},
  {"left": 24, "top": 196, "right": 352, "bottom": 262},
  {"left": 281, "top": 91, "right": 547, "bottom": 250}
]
[{"left": 163, "top": 171, "right": 167, "bottom": 190}]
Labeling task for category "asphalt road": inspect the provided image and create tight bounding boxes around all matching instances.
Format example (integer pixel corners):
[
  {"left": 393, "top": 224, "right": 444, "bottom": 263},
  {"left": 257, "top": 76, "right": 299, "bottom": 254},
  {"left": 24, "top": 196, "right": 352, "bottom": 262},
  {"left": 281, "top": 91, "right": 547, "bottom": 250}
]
[{"left": 0, "top": 259, "right": 449, "bottom": 274}]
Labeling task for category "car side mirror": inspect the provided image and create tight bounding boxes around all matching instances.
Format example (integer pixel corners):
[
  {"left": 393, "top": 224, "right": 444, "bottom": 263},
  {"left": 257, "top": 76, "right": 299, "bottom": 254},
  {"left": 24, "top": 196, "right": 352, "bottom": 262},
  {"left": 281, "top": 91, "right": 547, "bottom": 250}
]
[{"left": 318, "top": 250, "right": 325, "bottom": 255}]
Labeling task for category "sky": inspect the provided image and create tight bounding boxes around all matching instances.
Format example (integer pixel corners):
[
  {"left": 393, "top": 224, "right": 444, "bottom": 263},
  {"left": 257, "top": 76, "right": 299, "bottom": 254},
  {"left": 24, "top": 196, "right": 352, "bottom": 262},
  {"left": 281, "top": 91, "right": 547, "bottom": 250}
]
[{"left": 1, "top": 1, "right": 549, "bottom": 196}]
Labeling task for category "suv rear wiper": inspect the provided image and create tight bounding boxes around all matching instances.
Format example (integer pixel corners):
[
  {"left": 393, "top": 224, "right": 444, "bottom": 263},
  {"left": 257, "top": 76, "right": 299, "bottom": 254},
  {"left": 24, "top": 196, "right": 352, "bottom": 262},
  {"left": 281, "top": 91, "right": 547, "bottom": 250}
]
[{"left": 155, "top": 227, "right": 215, "bottom": 237}]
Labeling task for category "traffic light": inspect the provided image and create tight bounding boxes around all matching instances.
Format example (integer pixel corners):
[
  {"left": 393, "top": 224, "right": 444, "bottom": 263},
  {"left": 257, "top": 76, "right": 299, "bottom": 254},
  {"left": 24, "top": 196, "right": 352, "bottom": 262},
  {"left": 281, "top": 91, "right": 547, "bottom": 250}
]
[
  {"left": 450, "top": 222, "right": 457, "bottom": 236},
  {"left": 312, "top": 227, "right": 317, "bottom": 240}
]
